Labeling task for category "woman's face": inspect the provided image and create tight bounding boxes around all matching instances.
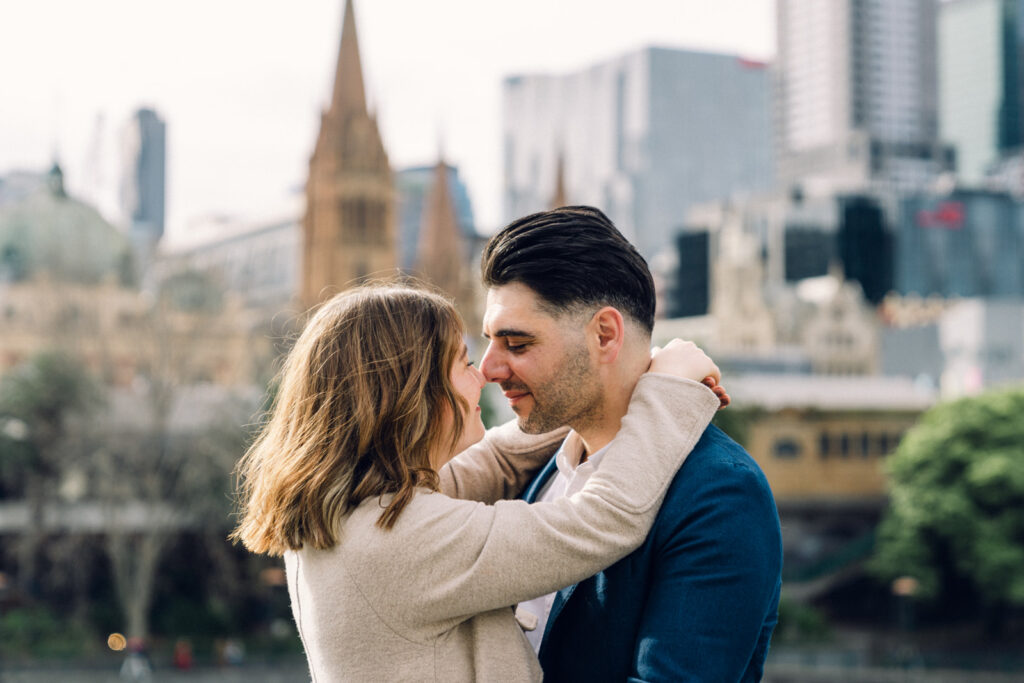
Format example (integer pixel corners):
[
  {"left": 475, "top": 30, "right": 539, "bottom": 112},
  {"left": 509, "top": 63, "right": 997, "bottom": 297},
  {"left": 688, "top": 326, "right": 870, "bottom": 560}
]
[{"left": 440, "top": 343, "right": 487, "bottom": 467}]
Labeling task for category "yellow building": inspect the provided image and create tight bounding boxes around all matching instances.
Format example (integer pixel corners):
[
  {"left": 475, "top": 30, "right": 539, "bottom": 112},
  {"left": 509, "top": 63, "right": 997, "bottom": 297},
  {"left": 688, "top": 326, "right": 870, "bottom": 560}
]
[{"left": 726, "top": 373, "right": 935, "bottom": 505}]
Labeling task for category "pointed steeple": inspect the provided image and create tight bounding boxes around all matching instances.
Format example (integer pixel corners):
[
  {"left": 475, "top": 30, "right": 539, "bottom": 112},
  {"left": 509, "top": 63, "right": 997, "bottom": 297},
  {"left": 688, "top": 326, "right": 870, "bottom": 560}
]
[
  {"left": 550, "top": 152, "right": 567, "bottom": 209},
  {"left": 301, "top": 0, "right": 395, "bottom": 310},
  {"left": 47, "top": 160, "right": 67, "bottom": 198},
  {"left": 330, "top": 0, "right": 367, "bottom": 117},
  {"left": 415, "top": 158, "right": 464, "bottom": 294}
]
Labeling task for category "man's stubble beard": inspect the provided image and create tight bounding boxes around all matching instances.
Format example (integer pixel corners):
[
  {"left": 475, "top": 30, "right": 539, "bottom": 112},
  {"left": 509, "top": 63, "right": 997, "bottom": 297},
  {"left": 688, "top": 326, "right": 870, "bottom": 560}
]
[{"left": 513, "top": 342, "right": 604, "bottom": 435}]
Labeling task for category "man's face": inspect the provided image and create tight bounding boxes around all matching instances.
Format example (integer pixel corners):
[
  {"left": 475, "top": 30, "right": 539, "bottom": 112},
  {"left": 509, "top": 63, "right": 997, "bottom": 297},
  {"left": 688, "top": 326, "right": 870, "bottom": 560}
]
[{"left": 480, "top": 283, "right": 603, "bottom": 434}]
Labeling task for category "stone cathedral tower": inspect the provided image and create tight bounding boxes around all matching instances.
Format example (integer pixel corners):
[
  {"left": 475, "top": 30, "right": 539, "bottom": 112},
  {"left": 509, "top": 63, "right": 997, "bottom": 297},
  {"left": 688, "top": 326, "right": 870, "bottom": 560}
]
[
  {"left": 414, "top": 157, "right": 478, "bottom": 333},
  {"left": 301, "top": 0, "right": 396, "bottom": 310}
]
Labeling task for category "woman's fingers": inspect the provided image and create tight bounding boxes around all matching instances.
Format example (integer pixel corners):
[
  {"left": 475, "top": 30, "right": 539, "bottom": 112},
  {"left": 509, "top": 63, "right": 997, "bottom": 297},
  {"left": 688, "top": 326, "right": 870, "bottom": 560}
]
[
  {"left": 701, "top": 376, "right": 730, "bottom": 409},
  {"left": 650, "top": 338, "right": 720, "bottom": 384}
]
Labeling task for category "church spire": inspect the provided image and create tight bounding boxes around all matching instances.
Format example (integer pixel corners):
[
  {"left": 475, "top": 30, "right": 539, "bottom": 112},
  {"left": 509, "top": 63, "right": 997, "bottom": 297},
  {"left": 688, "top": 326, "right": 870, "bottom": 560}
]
[
  {"left": 415, "top": 156, "right": 477, "bottom": 331},
  {"left": 330, "top": 0, "right": 367, "bottom": 117},
  {"left": 550, "top": 152, "right": 567, "bottom": 209},
  {"left": 415, "top": 158, "right": 463, "bottom": 291},
  {"left": 301, "top": 0, "right": 395, "bottom": 310}
]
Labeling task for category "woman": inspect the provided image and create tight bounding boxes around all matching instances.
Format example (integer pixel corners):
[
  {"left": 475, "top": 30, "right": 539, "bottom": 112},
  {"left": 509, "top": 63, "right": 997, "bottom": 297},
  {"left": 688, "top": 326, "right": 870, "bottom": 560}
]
[{"left": 233, "top": 284, "right": 723, "bottom": 682}]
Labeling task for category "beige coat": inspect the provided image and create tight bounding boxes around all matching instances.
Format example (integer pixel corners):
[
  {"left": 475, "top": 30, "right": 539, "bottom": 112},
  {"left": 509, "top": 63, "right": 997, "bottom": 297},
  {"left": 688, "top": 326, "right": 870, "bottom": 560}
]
[{"left": 284, "top": 374, "right": 719, "bottom": 682}]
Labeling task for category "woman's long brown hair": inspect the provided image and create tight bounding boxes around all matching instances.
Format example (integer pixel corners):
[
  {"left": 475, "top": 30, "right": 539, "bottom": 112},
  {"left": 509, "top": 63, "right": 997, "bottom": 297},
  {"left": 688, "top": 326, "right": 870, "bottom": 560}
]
[{"left": 231, "top": 285, "right": 467, "bottom": 556}]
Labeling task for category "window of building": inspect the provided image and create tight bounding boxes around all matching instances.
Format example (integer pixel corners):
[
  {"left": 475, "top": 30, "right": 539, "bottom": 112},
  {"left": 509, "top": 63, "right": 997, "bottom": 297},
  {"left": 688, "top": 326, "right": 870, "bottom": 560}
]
[
  {"left": 839, "top": 433, "right": 851, "bottom": 458},
  {"left": 773, "top": 438, "right": 802, "bottom": 459},
  {"left": 819, "top": 432, "right": 831, "bottom": 459}
]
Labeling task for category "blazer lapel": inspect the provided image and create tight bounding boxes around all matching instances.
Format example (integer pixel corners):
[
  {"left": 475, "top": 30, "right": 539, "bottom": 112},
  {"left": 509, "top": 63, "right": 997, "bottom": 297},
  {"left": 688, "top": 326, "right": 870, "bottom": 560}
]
[
  {"left": 520, "top": 454, "right": 559, "bottom": 502},
  {"left": 539, "top": 581, "right": 577, "bottom": 653},
  {"left": 521, "top": 452, "right": 581, "bottom": 655}
]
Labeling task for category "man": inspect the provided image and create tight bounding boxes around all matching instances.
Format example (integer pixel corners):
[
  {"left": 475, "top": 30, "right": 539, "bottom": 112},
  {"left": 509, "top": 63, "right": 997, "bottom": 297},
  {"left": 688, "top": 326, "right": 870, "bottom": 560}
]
[{"left": 479, "top": 206, "right": 783, "bottom": 682}]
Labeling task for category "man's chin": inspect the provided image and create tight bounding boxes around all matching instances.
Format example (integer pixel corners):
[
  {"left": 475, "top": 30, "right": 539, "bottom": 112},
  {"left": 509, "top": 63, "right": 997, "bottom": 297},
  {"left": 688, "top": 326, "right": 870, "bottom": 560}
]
[
  {"left": 515, "top": 411, "right": 556, "bottom": 435},
  {"left": 516, "top": 416, "right": 547, "bottom": 435}
]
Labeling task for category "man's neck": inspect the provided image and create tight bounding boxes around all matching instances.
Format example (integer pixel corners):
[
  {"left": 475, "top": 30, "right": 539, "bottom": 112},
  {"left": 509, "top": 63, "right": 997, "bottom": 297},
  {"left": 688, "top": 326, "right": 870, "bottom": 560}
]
[{"left": 575, "top": 361, "right": 646, "bottom": 457}]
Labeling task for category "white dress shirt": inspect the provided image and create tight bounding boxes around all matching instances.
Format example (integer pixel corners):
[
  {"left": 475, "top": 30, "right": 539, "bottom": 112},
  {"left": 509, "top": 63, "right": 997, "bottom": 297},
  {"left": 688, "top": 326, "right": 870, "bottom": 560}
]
[{"left": 518, "top": 431, "right": 611, "bottom": 652}]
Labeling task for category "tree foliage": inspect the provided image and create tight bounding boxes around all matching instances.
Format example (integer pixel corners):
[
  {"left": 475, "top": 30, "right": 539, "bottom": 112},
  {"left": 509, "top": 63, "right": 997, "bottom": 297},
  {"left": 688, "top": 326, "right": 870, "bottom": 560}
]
[
  {"left": 0, "top": 351, "right": 103, "bottom": 452},
  {"left": 0, "top": 351, "right": 104, "bottom": 597},
  {"left": 870, "top": 386, "right": 1024, "bottom": 609}
]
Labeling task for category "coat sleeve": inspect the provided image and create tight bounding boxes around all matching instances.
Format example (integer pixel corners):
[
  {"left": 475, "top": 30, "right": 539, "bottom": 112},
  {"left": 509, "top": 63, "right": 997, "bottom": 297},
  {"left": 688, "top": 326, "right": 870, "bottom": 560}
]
[
  {"left": 437, "top": 420, "right": 568, "bottom": 503},
  {"left": 628, "top": 452, "right": 783, "bottom": 683},
  {"left": 351, "top": 374, "right": 721, "bottom": 635}
]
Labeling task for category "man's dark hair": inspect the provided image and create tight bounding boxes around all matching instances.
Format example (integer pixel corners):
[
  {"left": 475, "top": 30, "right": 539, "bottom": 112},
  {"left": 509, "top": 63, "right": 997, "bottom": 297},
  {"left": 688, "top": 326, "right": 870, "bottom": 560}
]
[{"left": 481, "top": 205, "right": 656, "bottom": 332}]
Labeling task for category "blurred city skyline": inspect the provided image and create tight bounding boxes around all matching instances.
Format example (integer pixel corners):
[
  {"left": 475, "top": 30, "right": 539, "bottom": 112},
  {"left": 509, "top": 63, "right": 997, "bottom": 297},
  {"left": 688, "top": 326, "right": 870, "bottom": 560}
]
[{"left": 0, "top": 0, "right": 774, "bottom": 239}]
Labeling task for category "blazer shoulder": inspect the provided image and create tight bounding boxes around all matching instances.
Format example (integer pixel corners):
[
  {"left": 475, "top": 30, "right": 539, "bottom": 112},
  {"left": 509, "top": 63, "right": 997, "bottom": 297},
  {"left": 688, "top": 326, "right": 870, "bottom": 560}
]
[
  {"left": 653, "top": 425, "right": 781, "bottom": 554},
  {"left": 663, "top": 424, "right": 774, "bottom": 504}
]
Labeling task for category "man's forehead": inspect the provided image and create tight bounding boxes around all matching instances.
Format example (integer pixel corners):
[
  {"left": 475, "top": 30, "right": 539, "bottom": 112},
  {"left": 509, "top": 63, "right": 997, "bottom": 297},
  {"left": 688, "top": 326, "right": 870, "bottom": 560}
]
[{"left": 482, "top": 283, "right": 552, "bottom": 334}]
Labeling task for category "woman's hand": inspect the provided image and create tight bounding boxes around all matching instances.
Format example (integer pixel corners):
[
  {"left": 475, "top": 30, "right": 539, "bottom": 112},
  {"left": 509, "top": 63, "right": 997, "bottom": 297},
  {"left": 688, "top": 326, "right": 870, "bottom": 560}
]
[{"left": 650, "top": 339, "right": 730, "bottom": 410}]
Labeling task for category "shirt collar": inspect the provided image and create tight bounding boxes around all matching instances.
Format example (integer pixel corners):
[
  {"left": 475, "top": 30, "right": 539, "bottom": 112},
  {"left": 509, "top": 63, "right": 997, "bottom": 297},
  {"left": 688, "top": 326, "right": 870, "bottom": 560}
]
[{"left": 554, "top": 430, "right": 612, "bottom": 478}]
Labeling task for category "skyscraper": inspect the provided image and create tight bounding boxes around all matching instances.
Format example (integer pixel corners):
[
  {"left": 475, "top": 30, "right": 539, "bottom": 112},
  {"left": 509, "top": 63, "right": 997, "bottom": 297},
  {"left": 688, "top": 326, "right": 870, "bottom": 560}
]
[
  {"left": 120, "top": 108, "right": 166, "bottom": 243},
  {"left": 939, "top": 0, "right": 1024, "bottom": 183},
  {"left": 503, "top": 47, "right": 773, "bottom": 261},
  {"left": 776, "top": 0, "right": 953, "bottom": 194},
  {"left": 301, "top": 0, "right": 395, "bottom": 309}
]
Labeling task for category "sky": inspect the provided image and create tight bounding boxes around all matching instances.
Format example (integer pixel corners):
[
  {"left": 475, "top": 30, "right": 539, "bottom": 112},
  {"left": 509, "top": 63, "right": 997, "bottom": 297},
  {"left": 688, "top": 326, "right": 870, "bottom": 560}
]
[{"left": 1, "top": 0, "right": 774, "bottom": 240}]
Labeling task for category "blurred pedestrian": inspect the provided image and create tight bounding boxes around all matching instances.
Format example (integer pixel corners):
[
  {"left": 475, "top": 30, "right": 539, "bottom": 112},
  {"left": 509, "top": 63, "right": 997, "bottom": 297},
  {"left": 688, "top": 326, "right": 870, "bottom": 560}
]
[
  {"left": 119, "top": 637, "right": 152, "bottom": 681},
  {"left": 173, "top": 638, "right": 193, "bottom": 670}
]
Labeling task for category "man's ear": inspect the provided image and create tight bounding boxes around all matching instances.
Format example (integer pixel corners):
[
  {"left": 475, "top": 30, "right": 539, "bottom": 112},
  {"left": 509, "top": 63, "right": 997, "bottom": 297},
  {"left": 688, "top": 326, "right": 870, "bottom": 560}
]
[{"left": 587, "top": 306, "right": 625, "bottom": 364}]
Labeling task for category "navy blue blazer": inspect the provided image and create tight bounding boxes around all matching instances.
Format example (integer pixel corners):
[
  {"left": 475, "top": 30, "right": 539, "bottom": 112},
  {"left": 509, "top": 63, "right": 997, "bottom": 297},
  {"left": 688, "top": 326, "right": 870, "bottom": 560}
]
[{"left": 522, "top": 425, "right": 782, "bottom": 682}]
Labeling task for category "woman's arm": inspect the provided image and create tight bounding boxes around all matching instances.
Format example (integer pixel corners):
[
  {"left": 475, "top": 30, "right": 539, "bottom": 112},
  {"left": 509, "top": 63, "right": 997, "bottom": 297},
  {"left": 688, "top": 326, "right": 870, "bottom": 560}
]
[
  {"left": 348, "top": 371, "right": 720, "bottom": 634},
  {"left": 437, "top": 420, "right": 568, "bottom": 503}
]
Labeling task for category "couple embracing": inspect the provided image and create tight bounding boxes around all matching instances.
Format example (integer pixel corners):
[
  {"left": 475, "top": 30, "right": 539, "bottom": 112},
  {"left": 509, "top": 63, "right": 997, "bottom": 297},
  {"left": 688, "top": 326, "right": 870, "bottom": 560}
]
[{"left": 234, "top": 206, "right": 783, "bottom": 682}]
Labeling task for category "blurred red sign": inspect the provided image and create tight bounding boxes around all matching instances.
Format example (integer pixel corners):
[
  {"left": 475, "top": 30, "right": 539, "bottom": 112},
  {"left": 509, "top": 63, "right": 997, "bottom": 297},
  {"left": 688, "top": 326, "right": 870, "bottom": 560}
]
[
  {"left": 915, "top": 201, "right": 964, "bottom": 229},
  {"left": 737, "top": 57, "right": 767, "bottom": 69}
]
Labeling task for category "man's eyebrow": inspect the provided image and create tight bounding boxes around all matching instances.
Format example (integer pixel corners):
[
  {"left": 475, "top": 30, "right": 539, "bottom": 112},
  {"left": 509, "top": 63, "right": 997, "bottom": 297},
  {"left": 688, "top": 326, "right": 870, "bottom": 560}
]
[{"left": 491, "top": 328, "right": 534, "bottom": 339}]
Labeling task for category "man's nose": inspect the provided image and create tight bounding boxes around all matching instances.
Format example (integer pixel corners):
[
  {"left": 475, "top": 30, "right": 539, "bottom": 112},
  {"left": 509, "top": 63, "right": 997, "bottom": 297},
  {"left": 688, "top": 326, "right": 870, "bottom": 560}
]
[{"left": 479, "top": 341, "right": 509, "bottom": 383}]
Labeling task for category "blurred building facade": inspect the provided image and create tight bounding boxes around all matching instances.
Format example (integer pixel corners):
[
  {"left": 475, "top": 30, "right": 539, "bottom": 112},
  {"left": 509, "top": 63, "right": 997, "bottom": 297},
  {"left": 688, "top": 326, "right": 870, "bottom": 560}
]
[
  {"left": 159, "top": 216, "right": 301, "bottom": 315},
  {"left": 0, "top": 170, "right": 48, "bottom": 208},
  {"left": 0, "top": 165, "right": 260, "bottom": 386},
  {"left": 776, "top": 0, "right": 954, "bottom": 195},
  {"left": 940, "top": 298, "right": 1024, "bottom": 396},
  {"left": 670, "top": 189, "right": 893, "bottom": 318},
  {"left": 896, "top": 189, "right": 1023, "bottom": 297},
  {"left": 159, "top": 157, "right": 481, "bottom": 320},
  {"left": 722, "top": 373, "right": 932, "bottom": 505},
  {"left": 503, "top": 46, "right": 773, "bottom": 261},
  {"left": 939, "top": 0, "right": 1024, "bottom": 183}
]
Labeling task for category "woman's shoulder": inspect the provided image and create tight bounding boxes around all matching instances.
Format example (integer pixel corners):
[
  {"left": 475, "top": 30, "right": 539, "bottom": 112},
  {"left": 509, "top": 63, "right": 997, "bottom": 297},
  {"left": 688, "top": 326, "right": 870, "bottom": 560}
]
[{"left": 341, "top": 489, "right": 492, "bottom": 547}]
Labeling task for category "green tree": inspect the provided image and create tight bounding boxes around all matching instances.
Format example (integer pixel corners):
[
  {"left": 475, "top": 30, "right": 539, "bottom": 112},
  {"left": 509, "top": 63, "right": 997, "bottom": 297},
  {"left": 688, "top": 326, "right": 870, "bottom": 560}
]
[
  {"left": 0, "top": 351, "right": 104, "bottom": 598},
  {"left": 94, "top": 270, "right": 262, "bottom": 641},
  {"left": 869, "top": 386, "right": 1024, "bottom": 629}
]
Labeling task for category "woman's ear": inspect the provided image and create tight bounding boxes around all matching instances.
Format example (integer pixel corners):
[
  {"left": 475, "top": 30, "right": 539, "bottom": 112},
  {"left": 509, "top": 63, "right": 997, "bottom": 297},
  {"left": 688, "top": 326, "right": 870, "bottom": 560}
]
[{"left": 587, "top": 306, "right": 625, "bottom": 364}]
